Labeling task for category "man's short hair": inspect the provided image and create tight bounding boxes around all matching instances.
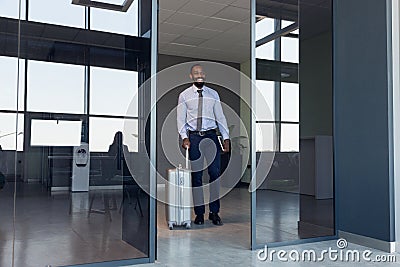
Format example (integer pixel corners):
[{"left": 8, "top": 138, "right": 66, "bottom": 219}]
[{"left": 190, "top": 64, "right": 203, "bottom": 74}]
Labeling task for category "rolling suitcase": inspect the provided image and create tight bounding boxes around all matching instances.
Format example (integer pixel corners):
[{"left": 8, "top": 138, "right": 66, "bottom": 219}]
[{"left": 166, "top": 148, "right": 192, "bottom": 230}]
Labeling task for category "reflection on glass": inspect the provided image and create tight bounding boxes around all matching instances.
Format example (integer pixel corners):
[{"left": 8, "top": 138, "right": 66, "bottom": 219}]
[
  {"left": 281, "top": 123, "right": 299, "bottom": 152},
  {"left": 28, "top": 0, "right": 85, "bottom": 28},
  {"left": 256, "top": 122, "right": 276, "bottom": 152},
  {"left": 0, "top": 113, "right": 24, "bottom": 151},
  {"left": 27, "top": 60, "right": 85, "bottom": 114},
  {"left": 256, "top": 17, "right": 274, "bottom": 41},
  {"left": 281, "top": 83, "right": 299, "bottom": 122},
  {"left": 0, "top": 0, "right": 26, "bottom": 19},
  {"left": 281, "top": 37, "right": 299, "bottom": 63},
  {"left": 90, "top": 67, "right": 138, "bottom": 116},
  {"left": 255, "top": 80, "right": 275, "bottom": 120},
  {"left": 0, "top": 56, "right": 25, "bottom": 111},
  {"left": 256, "top": 42, "right": 275, "bottom": 60},
  {"left": 89, "top": 117, "right": 138, "bottom": 152},
  {"left": 30, "top": 119, "right": 82, "bottom": 147},
  {"left": 90, "top": 0, "right": 138, "bottom": 35},
  {"left": 282, "top": 20, "right": 299, "bottom": 35}
]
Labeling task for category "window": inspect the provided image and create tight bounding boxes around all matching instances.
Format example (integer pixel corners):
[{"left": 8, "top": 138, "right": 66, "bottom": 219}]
[
  {"left": 256, "top": 18, "right": 300, "bottom": 152},
  {"left": 255, "top": 80, "right": 275, "bottom": 120},
  {"left": 255, "top": 123, "right": 276, "bottom": 152},
  {"left": 27, "top": 60, "right": 85, "bottom": 114},
  {"left": 281, "top": 37, "right": 299, "bottom": 63},
  {"left": 90, "top": 67, "right": 138, "bottom": 116},
  {"left": 29, "top": 0, "right": 85, "bottom": 28},
  {"left": 255, "top": 17, "right": 275, "bottom": 60},
  {"left": 0, "top": 0, "right": 26, "bottom": 19},
  {"left": 0, "top": 56, "right": 25, "bottom": 112},
  {"left": 281, "top": 83, "right": 299, "bottom": 122},
  {"left": 0, "top": 113, "right": 24, "bottom": 151},
  {"left": 90, "top": 0, "right": 138, "bottom": 35},
  {"left": 89, "top": 117, "right": 138, "bottom": 152},
  {"left": 280, "top": 124, "right": 299, "bottom": 152}
]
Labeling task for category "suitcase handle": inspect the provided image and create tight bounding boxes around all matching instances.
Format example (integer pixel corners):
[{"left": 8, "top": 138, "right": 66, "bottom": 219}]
[{"left": 185, "top": 147, "right": 189, "bottom": 169}]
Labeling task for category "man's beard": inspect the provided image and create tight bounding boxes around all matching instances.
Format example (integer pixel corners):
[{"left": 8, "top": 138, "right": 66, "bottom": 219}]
[{"left": 194, "top": 81, "right": 204, "bottom": 89}]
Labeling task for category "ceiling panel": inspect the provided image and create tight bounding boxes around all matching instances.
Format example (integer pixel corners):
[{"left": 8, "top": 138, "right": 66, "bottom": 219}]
[
  {"left": 159, "top": 0, "right": 190, "bottom": 11},
  {"left": 164, "top": 12, "right": 208, "bottom": 27},
  {"left": 159, "top": 32, "right": 180, "bottom": 43},
  {"left": 182, "top": 27, "right": 222, "bottom": 39},
  {"left": 173, "top": 35, "right": 207, "bottom": 46},
  {"left": 212, "top": 5, "right": 250, "bottom": 22},
  {"left": 178, "top": 0, "right": 228, "bottom": 17},
  {"left": 230, "top": 0, "right": 250, "bottom": 9},
  {"left": 159, "top": 9, "right": 176, "bottom": 23},
  {"left": 197, "top": 17, "right": 240, "bottom": 31},
  {"left": 159, "top": 22, "right": 192, "bottom": 35}
]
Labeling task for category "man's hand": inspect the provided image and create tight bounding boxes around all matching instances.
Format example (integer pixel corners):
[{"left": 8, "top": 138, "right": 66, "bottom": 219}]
[
  {"left": 182, "top": 138, "right": 190, "bottom": 149},
  {"left": 223, "top": 139, "right": 230, "bottom": 153}
]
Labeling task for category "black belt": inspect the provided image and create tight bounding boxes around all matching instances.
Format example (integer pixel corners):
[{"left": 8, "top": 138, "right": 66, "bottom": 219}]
[{"left": 188, "top": 129, "right": 216, "bottom": 136}]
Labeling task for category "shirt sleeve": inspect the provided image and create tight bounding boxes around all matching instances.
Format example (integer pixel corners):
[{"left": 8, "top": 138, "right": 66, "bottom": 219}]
[
  {"left": 177, "top": 93, "right": 188, "bottom": 139},
  {"left": 213, "top": 93, "right": 230, "bottom": 140}
]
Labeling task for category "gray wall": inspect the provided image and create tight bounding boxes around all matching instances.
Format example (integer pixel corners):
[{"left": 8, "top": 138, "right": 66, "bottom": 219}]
[{"left": 334, "top": 0, "right": 395, "bottom": 241}]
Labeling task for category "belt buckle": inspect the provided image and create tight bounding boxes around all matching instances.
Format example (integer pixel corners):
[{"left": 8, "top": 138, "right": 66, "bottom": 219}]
[{"left": 199, "top": 131, "right": 205, "bottom": 136}]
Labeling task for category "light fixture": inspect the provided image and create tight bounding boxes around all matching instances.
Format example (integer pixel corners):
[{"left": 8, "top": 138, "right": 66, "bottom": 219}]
[{"left": 71, "top": 0, "right": 134, "bottom": 12}]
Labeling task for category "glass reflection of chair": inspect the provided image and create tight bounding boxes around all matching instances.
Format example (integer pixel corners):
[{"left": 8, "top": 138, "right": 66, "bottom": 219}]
[{"left": 88, "top": 132, "right": 143, "bottom": 221}]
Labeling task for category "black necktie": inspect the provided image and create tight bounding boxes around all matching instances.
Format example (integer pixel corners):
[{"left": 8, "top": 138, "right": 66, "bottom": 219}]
[{"left": 197, "top": 89, "right": 203, "bottom": 131}]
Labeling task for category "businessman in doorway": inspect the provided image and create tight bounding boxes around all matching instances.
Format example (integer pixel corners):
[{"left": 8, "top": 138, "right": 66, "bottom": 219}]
[{"left": 177, "top": 64, "right": 230, "bottom": 226}]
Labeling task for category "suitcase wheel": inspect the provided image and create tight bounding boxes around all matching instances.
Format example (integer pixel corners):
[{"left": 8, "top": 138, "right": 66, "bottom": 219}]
[
  {"left": 168, "top": 222, "right": 174, "bottom": 230},
  {"left": 185, "top": 222, "right": 191, "bottom": 229}
]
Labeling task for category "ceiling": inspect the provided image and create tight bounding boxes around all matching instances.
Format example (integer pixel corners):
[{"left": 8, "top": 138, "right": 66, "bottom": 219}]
[
  {"left": 158, "top": 0, "right": 251, "bottom": 63},
  {"left": 158, "top": 0, "right": 331, "bottom": 64}
]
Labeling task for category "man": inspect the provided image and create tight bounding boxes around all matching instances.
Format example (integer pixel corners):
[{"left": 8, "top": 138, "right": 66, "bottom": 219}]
[{"left": 177, "top": 64, "right": 230, "bottom": 226}]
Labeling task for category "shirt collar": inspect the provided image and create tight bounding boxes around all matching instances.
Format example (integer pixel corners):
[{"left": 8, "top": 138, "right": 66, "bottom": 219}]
[{"left": 192, "top": 84, "right": 207, "bottom": 93}]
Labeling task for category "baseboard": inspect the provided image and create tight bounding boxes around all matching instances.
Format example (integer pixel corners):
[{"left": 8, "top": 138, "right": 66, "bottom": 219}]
[
  {"left": 338, "top": 231, "right": 396, "bottom": 253},
  {"left": 51, "top": 185, "right": 123, "bottom": 192}
]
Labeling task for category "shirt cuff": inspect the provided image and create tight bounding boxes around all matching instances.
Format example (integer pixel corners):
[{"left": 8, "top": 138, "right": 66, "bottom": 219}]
[
  {"left": 180, "top": 133, "right": 188, "bottom": 140},
  {"left": 221, "top": 133, "right": 230, "bottom": 141}
]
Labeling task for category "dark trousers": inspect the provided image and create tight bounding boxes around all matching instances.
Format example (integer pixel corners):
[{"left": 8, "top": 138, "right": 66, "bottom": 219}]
[{"left": 188, "top": 132, "right": 221, "bottom": 215}]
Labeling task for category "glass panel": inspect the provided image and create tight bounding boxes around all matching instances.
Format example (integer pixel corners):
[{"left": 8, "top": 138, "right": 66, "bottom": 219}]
[
  {"left": 255, "top": 80, "right": 275, "bottom": 120},
  {"left": 28, "top": 0, "right": 85, "bottom": 28},
  {"left": 0, "top": 113, "right": 24, "bottom": 151},
  {"left": 256, "top": 17, "right": 275, "bottom": 41},
  {"left": 90, "top": 67, "right": 139, "bottom": 116},
  {"left": 255, "top": 122, "right": 276, "bottom": 152},
  {"left": 89, "top": 117, "right": 138, "bottom": 152},
  {"left": 281, "top": 82, "right": 299, "bottom": 122},
  {"left": 27, "top": 60, "right": 85, "bottom": 114},
  {"left": 90, "top": 0, "right": 138, "bottom": 36},
  {"left": 282, "top": 19, "right": 299, "bottom": 35},
  {"left": 0, "top": 112, "right": 22, "bottom": 267},
  {"left": 256, "top": 42, "right": 275, "bottom": 60},
  {"left": 280, "top": 123, "right": 299, "bottom": 152},
  {"left": 0, "top": 56, "right": 25, "bottom": 111},
  {"left": 254, "top": 0, "right": 334, "bottom": 247},
  {"left": 281, "top": 36, "right": 299, "bottom": 63},
  {"left": 0, "top": 0, "right": 26, "bottom": 19}
]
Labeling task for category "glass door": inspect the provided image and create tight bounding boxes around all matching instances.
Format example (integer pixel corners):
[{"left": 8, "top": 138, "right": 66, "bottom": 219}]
[
  {"left": 251, "top": 0, "right": 335, "bottom": 248},
  {"left": 0, "top": 0, "right": 157, "bottom": 266}
]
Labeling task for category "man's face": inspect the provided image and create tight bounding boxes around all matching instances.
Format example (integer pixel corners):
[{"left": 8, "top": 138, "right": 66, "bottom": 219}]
[{"left": 190, "top": 66, "right": 205, "bottom": 82}]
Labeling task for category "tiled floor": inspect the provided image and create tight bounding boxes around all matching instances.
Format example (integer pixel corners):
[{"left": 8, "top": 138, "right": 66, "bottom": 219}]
[{"left": 0, "top": 182, "right": 398, "bottom": 267}]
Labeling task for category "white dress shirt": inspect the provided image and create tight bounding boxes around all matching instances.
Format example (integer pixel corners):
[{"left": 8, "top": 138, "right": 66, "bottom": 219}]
[{"left": 177, "top": 85, "right": 230, "bottom": 140}]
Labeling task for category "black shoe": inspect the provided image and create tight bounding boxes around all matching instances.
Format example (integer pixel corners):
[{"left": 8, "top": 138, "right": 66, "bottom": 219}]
[
  {"left": 194, "top": 214, "right": 204, "bottom": 225},
  {"left": 208, "top": 212, "right": 223, "bottom": 226}
]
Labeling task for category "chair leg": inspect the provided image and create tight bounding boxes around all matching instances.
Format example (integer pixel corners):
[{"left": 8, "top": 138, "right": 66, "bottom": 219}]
[{"left": 88, "top": 193, "right": 95, "bottom": 218}]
